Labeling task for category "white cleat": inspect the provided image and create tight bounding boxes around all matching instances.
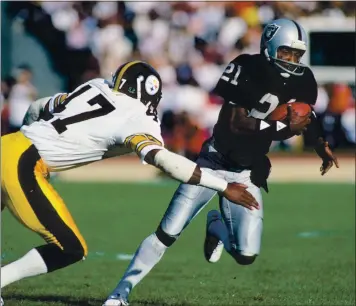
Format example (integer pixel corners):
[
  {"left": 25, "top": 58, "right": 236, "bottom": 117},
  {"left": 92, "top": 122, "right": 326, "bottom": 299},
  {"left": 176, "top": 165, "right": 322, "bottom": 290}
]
[
  {"left": 1, "top": 297, "right": 4, "bottom": 306},
  {"left": 204, "top": 210, "right": 224, "bottom": 263},
  {"left": 103, "top": 295, "right": 129, "bottom": 306}
]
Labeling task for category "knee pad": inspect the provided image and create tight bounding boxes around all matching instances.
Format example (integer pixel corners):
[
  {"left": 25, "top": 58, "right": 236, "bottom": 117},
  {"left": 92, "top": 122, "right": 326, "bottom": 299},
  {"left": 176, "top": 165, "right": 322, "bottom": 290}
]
[
  {"left": 155, "top": 225, "right": 179, "bottom": 247},
  {"left": 230, "top": 250, "right": 257, "bottom": 266}
]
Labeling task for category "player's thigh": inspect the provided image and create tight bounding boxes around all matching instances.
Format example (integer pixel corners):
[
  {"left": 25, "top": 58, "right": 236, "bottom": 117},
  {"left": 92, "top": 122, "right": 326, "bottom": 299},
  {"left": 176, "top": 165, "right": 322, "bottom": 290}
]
[
  {"left": 159, "top": 150, "right": 227, "bottom": 237},
  {"left": 160, "top": 180, "right": 216, "bottom": 237},
  {"left": 1, "top": 132, "right": 87, "bottom": 255},
  {"left": 219, "top": 182, "right": 263, "bottom": 255}
]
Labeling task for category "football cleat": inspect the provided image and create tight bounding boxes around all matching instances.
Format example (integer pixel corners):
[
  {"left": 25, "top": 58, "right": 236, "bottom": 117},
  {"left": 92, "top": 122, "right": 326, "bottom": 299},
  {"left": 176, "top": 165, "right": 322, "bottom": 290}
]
[
  {"left": 103, "top": 295, "right": 129, "bottom": 306},
  {"left": 204, "top": 210, "right": 224, "bottom": 263}
]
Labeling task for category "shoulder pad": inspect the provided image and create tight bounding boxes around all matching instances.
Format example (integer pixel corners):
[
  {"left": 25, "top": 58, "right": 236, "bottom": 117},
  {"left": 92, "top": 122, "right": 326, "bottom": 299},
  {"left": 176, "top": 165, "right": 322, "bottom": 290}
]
[
  {"left": 233, "top": 53, "right": 264, "bottom": 64},
  {"left": 230, "top": 54, "right": 268, "bottom": 76}
]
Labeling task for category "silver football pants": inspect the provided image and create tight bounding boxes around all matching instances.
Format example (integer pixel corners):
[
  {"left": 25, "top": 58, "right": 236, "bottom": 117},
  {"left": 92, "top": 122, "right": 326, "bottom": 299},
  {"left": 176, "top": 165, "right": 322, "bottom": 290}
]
[{"left": 159, "top": 138, "right": 264, "bottom": 256}]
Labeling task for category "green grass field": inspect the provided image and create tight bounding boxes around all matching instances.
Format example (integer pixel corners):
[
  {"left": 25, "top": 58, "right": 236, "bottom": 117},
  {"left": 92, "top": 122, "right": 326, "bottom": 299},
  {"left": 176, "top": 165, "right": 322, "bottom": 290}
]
[{"left": 1, "top": 182, "right": 355, "bottom": 306}]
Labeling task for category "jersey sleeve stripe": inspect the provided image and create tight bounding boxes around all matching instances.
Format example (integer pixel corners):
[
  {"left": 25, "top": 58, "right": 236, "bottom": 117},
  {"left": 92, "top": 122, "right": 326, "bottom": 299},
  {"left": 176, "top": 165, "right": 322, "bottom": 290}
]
[
  {"left": 49, "top": 93, "right": 68, "bottom": 113},
  {"left": 124, "top": 134, "right": 163, "bottom": 152},
  {"left": 113, "top": 60, "right": 142, "bottom": 91},
  {"left": 136, "top": 141, "right": 161, "bottom": 154},
  {"left": 54, "top": 94, "right": 68, "bottom": 108}
]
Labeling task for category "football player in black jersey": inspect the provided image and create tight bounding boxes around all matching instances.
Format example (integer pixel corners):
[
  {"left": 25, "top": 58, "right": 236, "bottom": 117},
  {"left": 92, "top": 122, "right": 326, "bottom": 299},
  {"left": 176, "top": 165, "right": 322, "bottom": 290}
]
[{"left": 103, "top": 19, "right": 338, "bottom": 306}]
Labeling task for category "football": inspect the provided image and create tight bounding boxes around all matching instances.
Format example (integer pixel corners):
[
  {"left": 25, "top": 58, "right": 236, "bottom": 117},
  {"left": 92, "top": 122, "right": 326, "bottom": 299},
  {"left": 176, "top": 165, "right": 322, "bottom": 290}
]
[{"left": 268, "top": 102, "right": 312, "bottom": 121}]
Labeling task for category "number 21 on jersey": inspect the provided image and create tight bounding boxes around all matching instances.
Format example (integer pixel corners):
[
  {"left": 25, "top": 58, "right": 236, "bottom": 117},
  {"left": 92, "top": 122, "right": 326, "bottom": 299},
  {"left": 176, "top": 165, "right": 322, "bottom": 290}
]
[
  {"left": 221, "top": 63, "right": 241, "bottom": 85},
  {"left": 221, "top": 63, "right": 279, "bottom": 119}
]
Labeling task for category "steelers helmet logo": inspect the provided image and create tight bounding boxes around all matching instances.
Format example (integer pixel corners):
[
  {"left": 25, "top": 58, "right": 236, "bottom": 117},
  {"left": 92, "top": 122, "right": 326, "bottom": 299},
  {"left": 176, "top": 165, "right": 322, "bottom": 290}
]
[
  {"left": 264, "top": 24, "right": 280, "bottom": 41},
  {"left": 145, "top": 75, "right": 160, "bottom": 96}
]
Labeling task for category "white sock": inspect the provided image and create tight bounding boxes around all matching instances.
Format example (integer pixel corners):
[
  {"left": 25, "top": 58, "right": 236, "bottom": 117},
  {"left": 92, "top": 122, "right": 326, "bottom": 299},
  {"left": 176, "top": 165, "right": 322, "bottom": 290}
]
[
  {"left": 110, "top": 233, "right": 167, "bottom": 298},
  {"left": 208, "top": 213, "right": 231, "bottom": 252},
  {"left": 1, "top": 248, "right": 48, "bottom": 288}
]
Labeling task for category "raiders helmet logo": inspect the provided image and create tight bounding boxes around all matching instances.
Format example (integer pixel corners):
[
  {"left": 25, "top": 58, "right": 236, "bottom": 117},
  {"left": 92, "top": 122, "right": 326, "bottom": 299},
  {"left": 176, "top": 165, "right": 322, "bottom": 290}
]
[{"left": 264, "top": 24, "right": 281, "bottom": 41}]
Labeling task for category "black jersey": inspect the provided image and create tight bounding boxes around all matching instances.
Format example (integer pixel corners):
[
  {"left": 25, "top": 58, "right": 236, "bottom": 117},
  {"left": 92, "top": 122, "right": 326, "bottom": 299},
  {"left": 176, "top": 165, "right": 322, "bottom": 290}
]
[{"left": 212, "top": 53, "right": 317, "bottom": 166}]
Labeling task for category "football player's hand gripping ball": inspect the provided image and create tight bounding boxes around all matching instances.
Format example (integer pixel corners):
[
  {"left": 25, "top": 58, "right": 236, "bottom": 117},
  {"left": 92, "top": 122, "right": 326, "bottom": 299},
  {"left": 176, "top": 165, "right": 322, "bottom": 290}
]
[{"left": 286, "top": 104, "right": 311, "bottom": 135}]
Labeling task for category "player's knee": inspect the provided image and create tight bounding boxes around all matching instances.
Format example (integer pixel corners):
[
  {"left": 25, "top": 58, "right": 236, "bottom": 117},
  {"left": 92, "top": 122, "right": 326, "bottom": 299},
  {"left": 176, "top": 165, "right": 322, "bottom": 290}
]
[
  {"left": 231, "top": 250, "right": 257, "bottom": 265},
  {"left": 155, "top": 225, "right": 179, "bottom": 247},
  {"left": 60, "top": 241, "right": 86, "bottom": 263},
  {"left": 57, "top": 233, "right": 87, "bottom": 262},
  {"left": 36, "top": 239, "right": 86, "bottom": 273}
]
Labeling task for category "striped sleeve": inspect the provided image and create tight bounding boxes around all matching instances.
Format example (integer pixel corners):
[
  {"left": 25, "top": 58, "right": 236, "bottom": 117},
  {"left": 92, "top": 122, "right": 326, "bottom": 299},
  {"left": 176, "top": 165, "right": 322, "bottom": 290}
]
[
  {"left": 124, "top": 134, "right": 163, "bottom": 156},
  {"left": 48, "top": 93, "right": 68, "bottom": 113}
]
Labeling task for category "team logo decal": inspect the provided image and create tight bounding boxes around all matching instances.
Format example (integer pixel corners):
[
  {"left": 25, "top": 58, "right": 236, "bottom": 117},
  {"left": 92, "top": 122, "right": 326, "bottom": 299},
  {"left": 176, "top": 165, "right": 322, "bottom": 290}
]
[
  {"left": 264, "top": 24, "right": 280, "bottom": 41},
  {"left": 145, "top": 75, "right": 160, "bottom": 96}
]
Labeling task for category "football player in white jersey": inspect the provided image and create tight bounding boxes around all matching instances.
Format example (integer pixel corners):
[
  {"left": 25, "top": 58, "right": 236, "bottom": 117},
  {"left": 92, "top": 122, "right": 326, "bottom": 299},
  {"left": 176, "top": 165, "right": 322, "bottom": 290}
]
[{"left": 0, "top": 61, "right": 259, "bottom": 302}]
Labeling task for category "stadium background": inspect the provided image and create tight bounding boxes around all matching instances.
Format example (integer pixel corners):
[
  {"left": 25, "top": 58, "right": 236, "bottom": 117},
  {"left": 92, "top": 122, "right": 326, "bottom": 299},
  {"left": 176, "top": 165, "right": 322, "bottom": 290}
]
[{"left": 1, "top": 2, "right": 355, "bottom": 306}]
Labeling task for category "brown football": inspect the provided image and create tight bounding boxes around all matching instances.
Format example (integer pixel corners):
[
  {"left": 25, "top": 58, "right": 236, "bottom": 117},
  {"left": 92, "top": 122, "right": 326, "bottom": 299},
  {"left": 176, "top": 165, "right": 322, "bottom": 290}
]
[{"left": 268, "top": 102, "right": 312, "bottom": 121}]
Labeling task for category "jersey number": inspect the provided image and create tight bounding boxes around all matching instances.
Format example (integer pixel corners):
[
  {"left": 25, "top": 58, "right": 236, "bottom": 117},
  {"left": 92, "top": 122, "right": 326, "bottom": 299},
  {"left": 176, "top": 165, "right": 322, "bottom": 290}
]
[
  {"left": 221, "top": 63, "right": 241, "bottom": 86},
  {"left": 46, "top": 85, "right": 115, "bottom": 134},
  {"left": 249, "top": 93, "right": 279, "bottom": 119}
]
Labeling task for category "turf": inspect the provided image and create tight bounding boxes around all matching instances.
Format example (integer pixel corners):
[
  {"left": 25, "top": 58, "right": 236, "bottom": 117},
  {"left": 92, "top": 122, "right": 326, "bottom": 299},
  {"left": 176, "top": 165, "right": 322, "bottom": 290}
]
[{"left": 1, "top": 182, "right": 355, "bottom": 306}]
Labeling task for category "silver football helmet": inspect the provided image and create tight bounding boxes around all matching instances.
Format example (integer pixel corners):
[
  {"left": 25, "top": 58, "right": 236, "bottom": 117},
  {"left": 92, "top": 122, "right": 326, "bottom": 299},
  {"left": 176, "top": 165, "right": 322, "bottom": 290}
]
[{"left": 260, "top": 18, "right": 308, "bottom": 76}]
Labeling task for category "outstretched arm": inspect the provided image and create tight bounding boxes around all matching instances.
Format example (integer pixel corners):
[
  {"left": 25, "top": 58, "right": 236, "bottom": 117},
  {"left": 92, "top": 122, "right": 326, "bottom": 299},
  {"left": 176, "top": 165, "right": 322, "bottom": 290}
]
[
  {"left": 124, "top": 133, "right": 258, "bottom": 209},
  {"left": 144, "top": 148, "right": 259, "bottom": 210}
]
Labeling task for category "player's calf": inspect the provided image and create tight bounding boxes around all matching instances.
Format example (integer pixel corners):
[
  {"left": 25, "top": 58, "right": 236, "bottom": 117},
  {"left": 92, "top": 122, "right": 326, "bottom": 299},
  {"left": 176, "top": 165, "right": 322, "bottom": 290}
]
[
  {"left": 105, "top": 231, "right": 170, "bottom": 304},
  {"left": 204, "top": 210, "right": 225, "bottom": 263}
]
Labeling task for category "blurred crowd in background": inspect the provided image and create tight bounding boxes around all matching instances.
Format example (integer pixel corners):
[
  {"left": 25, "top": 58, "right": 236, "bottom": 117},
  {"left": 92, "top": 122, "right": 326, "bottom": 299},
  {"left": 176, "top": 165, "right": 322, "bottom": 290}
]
[{"left": 1, "top": 1, "right": 355, "bottom": 160}]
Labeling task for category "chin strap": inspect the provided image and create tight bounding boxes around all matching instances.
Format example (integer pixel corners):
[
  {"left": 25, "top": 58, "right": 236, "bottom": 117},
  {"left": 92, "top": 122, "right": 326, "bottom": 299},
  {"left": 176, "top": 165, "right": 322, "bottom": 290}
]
[{"left": 263, "top": 48, "right": 271, "bottom": 62}]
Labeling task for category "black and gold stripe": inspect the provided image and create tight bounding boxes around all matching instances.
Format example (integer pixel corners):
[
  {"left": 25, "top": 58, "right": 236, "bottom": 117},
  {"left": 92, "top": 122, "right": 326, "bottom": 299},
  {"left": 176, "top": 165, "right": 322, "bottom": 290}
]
[
  {"left": 113, "top": 60, "right": 142, "bottom": 91},
  {"left": 124, "top": 133, "right": 163, "bottom": 155},
  {"left": 1, "top": 132, "right": 87, "bottom": 272},
  {"left": 52, "top": 93, "right": 68, "bottom": 108}
]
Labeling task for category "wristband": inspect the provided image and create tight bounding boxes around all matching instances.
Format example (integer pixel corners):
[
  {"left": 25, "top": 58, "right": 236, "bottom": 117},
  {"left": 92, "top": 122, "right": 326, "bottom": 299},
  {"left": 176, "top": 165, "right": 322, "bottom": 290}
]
[{"left": 199, "top": 169, "right": 228, "bottom": 192}]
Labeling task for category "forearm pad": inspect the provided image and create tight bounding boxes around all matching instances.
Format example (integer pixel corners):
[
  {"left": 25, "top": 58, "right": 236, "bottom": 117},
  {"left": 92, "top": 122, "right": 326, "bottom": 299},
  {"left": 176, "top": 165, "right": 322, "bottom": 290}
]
[{"left": 154, "top": 149, "right": 196, "bottom": 183}]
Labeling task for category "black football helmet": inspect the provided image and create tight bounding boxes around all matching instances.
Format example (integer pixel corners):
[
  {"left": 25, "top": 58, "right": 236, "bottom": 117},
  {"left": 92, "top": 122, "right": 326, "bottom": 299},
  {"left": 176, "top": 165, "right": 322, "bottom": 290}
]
[{"left": 111, "top": 60, "right": 162, "bottom": 108}]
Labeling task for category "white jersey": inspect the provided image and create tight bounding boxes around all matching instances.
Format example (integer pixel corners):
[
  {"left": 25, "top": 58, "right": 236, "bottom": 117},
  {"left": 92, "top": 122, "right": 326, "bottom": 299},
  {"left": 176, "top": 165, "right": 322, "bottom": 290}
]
[{"left": 21, "top": 78, "right": 164, "bottom": 171}]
